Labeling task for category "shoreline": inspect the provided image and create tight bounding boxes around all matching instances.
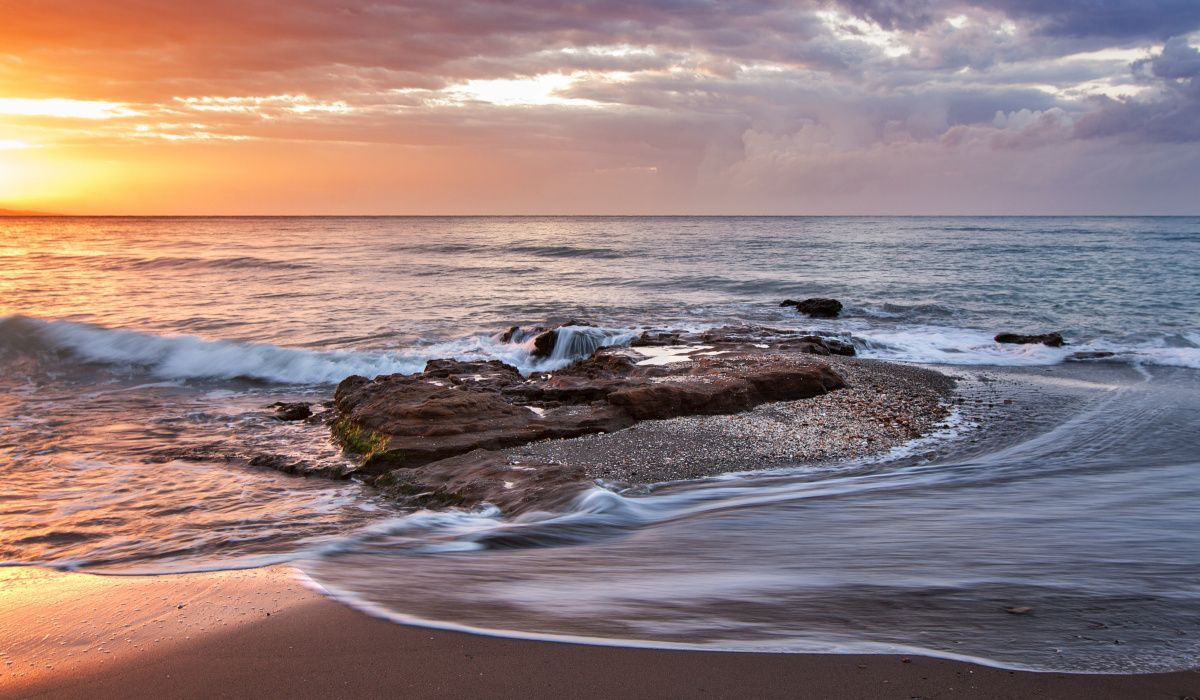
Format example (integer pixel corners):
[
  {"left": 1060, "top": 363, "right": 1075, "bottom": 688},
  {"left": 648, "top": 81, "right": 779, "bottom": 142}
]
[
  {"left": 5, "top": 362, "right": 1198, "bottom": 698},
  {"left": 4, "top": 566, "right": 1197, "bottom": 699}
]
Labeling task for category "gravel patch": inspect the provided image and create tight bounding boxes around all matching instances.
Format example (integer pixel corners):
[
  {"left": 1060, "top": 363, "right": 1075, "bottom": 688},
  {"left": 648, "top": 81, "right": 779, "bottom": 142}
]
[{"left": 512, "top": 357, "right": 955, "bottom": 485}]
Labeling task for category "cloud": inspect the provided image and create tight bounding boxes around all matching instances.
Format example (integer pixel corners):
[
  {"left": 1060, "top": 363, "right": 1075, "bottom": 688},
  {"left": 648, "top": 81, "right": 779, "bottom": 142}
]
[
  {"left": 976, "top": 0, "right": 1200, "bottom": 40},
  {"left": 2, "top": 0, "right": 1199, "bottom": 212},
  {"left": 1074, "top": 37, "right": 1200, "bottom": 142}
]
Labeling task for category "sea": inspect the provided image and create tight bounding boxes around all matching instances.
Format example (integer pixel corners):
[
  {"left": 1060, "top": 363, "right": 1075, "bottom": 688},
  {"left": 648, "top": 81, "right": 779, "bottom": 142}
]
[{"left": 1, "top": 216, "right": 1198, "bottom": 673}]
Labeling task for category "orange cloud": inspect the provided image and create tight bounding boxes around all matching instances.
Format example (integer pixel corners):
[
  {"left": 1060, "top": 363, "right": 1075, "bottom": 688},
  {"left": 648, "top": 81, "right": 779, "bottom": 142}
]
[{"left": 1, "top": 1, "right": 1198, "bottom": 214}]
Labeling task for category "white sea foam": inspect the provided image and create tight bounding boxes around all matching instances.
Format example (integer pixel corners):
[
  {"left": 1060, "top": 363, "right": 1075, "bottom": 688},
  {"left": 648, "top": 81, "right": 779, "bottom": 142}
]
[
  {"left": 853, "top": 324, "right": 1200, "bottom": 369},
  {"left": 4, "top": 315, "right": 1197, "bottom": 387},
  {"left": 14, "top": 317, "right": 424, "bottom": 384},
  {"left": 1, "top": 316, "right": 639, "bottom": 385}
]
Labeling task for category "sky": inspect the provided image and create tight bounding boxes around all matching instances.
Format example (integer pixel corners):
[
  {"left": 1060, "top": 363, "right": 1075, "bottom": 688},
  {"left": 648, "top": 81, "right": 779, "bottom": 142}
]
[{"left": 1, "top": 0, "right": 1199, "bottom": 215}]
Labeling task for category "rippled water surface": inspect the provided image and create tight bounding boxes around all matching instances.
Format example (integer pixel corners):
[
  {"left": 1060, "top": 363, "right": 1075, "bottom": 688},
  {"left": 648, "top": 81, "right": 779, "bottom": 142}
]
[{"left": 1, "top": 216, "right": 1198, "bottom": 672}]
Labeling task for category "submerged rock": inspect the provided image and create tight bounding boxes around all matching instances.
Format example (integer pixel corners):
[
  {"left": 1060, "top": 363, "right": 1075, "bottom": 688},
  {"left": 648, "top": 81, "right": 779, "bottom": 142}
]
[
  {"left": 630, "top": 329, "right": 683, "bottom": 347},
  {"left": 331, "top": 343, "right": 846, "bottom": 512},
  {"left": 1066, "top": 351, "right": 1117, "bottom": 362},
  {"left": 995, "top": 332, "right": 1065, "bottom": 347},
  {"left": 247, "top": 453, "right": 353, "bottom": 479},
  {"left": 271, "top": 402, "right": 313, "bottom": 421},
  {"left": 789, "top": 335, "right": 856, "bottom": 357},
  {"left": 781, "top": 298, "right": 843, "bottom": 318}
]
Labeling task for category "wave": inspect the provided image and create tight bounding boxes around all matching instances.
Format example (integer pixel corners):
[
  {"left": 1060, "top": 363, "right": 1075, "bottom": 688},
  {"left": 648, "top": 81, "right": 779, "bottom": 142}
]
[
  {"left": 0, "top": 316, "right": 424, "bottom": 384},
  {"left": 3, "top": 313, "right": 1196, "bottom": 387},
  {"left": 0, "top": 317, "right": 637, "bottom": 385},
  {"left": 508, "top": 244, "right": 625, "bottom": 259},
  {"left": 126, "top": 255, "right": 312, "bottom": 271},
  {"left": 19, "top": 252, "right": 311, "bottom": 272},
  {"left": 852, "top": 325, "right": 1200, "bottom": 369}
]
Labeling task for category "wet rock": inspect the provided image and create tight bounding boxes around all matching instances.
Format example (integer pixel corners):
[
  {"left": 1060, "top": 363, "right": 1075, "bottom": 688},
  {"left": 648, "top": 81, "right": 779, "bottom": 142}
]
[
  {"left": 498, "top": 325, "right": 546, "bottom": 344},
  {"left": 375, "top": 450, "right": 586, "bottom": 515},
  {"left": 332, "top": 345, "right": 846, "bottom": 493},
  {"left": 247, "top": 453, "right": 353, "bottom": 479},
  {"left": 781, "top": 298, "right": 843, "bottom": 318},
  {"left": 270, "top": 402, "right": 313, "bottom": 421},
  {"left": 995, "top": 332, "right": 1065, "bottom": 347},
  {"left": 531, "top": 325, "right": 617, "bottom": 361},
  {"left": 1066, "top": 351, "right": 1116, "bottom": 362},
  {"left": 788, "top": 335, "right": 856, "bottom": 357},
  {"left": 498, "top": 326, "right": 520, "bottom": 343},
  {"left": 695, "top": 326, "right": 855, "bottom": 357},
  {"left": 531, "top": 329, "right": 559, "bottom": 358},
  {"left": 631, "top": 329, "right": 683, "bottom": 347}
]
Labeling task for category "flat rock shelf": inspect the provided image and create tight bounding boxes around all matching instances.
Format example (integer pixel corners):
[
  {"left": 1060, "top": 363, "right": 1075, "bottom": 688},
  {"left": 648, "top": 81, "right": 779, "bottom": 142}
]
[{"left": 327, "top": 327, "right": 954, "bottom": 514}]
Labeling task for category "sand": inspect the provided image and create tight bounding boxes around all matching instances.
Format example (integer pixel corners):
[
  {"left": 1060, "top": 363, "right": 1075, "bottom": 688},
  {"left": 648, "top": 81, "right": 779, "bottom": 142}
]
[{"left": 3, "top": 567, "right": 1197, "bottom": 699}]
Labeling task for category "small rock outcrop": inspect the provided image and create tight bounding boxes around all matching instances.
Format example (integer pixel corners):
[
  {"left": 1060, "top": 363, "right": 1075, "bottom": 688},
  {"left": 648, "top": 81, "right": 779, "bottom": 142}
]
[
  {"left": 248, "top": 453, "right": 353, "bottom": 479},
  {"left": 995, "top": 332, "right": 1065, "bottom": 347},
  {"left": 781, "top": 298, "right": 843, "bottom": 318},
  {"left": 500, "top": 323, "right": 616, "bottom": 361},
  {"left": 531, "top": 329, "right": 559, "bottom": 358},
  {"left": 271, "top": 402, "right": 313, "bottom": 421}
]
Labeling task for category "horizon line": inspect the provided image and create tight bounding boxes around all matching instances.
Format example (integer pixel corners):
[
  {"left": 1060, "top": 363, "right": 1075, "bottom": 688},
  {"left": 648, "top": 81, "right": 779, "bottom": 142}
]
[{"left": 4, "top": 212, "right": 1200, "bottom": 219}]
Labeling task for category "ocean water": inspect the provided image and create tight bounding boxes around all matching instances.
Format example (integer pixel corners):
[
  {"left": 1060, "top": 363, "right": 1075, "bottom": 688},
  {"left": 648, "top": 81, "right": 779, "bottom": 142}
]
[{"left": 1, "top": 216, "right": 1198, "bottom": 672}]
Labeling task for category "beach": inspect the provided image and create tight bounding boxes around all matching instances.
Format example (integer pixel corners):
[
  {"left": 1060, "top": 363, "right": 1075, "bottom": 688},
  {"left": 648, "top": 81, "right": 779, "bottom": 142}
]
[{"left": 5, "top": 567, "right": 1198, "bottom": 699}]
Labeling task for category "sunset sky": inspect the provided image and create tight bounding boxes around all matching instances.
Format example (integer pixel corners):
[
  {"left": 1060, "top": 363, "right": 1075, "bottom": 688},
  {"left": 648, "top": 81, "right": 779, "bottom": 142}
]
[{"left": 2, "top": 1, "right": 1199, "bottom": 215}]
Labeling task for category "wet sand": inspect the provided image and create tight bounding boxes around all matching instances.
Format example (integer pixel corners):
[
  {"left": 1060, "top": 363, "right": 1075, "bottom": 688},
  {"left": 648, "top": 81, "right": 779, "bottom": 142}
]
[{"left": 4, "top": 567, "right": 1197, "bottom": 699}]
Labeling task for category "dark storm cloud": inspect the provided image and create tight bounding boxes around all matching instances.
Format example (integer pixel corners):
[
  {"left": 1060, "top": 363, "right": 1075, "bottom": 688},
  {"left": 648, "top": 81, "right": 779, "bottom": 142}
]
[
  {"left": 1075, "top": 37, "right": 1200, "bottom": 142},
  {"left": 976, "top": 0, "right": 1200, "bottom": 39}
]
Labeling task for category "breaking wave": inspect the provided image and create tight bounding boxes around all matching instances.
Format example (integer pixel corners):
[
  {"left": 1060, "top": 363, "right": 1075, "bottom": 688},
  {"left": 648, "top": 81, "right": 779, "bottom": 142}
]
[{"left": 0, "top": 316, "right": 637, "bottom": 384}]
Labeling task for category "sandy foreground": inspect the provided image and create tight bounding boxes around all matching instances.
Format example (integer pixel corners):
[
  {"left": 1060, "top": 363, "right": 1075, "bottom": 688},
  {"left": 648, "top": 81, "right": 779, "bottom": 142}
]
[{"left": 1, "top": 566, "right": 1197, "bottom": 699}]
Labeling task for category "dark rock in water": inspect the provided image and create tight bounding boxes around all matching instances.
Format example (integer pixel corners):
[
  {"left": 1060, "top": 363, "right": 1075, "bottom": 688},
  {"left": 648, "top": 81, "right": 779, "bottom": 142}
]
[
  {"left": 781, "top": 298, "right": 843, "bottom": 318},
  {"left": 248, "top": 453, "right": 352, "bottom": 479},
  {"left": 631, "top": 330, "right": 683, "bottom": 347},
  {"left": 995, "top": 332, "right": 1065, "bottom": 347},
  {"left": 531, "top": 329, "right": 559, "bottom": 358},
  {"left": 696, "top": 326, "right": 855, "bottom": 357},
  {"left": 146, "top": 444, "right": 231, "bottom": 464},
  {"left": 332, "top": 344, "right": 846, "bottom": 510},
  {"left": 1066, "top": 351, "right": 1116, "bottom": 362},
  {"left": 271, "top": 402, "right": 313, "bottom": 421},
  {"left": 531, "top": 325, "right": 615, "bottom": 361},
  {"left": 498, "top": 325, "right": 546, "bottom": 344},
  {"left": 790, "top": 335, "right": 856, "bottom": 357}
]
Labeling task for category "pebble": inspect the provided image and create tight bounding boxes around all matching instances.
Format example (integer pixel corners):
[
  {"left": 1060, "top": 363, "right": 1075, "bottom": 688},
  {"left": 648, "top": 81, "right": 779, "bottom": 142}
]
[{"left": 523, "top": 358, "right": 956, "bottom": 484}]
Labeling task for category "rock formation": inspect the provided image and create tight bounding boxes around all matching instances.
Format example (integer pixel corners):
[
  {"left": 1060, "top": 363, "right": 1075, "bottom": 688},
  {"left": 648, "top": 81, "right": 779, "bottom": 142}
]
[
  {"left": 781, "top": 298, "right": 843, "bottom": 318},
  {"left": 331, "top": 337, "right": 847, "bottom": 512},
  {"left": 995, "top": 332, "right": 1065, "bottom": 347}
]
